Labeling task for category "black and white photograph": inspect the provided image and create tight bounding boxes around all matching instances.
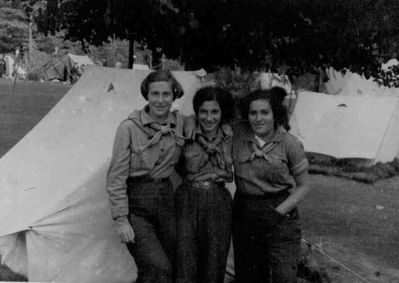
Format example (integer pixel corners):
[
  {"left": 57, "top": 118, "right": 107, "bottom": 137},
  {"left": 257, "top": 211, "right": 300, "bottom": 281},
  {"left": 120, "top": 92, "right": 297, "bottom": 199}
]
[{"left": 0, "top": 1, "right": 398, "bottom": 282}]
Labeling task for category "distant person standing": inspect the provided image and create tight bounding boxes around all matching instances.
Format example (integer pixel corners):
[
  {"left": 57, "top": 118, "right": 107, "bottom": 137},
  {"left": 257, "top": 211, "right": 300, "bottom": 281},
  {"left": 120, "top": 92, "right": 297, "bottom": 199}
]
[{"left": 0, "top": 54, "right": 5, "bottom": 78}]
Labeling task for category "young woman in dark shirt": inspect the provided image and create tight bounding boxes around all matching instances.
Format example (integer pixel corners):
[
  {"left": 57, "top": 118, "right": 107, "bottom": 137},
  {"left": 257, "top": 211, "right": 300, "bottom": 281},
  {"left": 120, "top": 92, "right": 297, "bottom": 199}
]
[{"left": 175, "top": 86, "right": 235, "bottom": 283}]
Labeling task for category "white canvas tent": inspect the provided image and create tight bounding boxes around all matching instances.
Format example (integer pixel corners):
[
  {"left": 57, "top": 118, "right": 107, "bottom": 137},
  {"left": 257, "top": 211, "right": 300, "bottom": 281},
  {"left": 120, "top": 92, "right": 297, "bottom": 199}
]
[
  {"left": 290, "top": 91, "right": 399, "bottom": 166},
  {"left": 67, "top": 53, "right": 95, "bottom": 67},
  {"left": 4, "top": 55, "right": 27, "bottom": 79},
  {"left": 0, "top": 66, "right": 204, "bottom": 282},
  {"left": 133, "top": 63, "right": 150, "bottom": 70},
  {"left": 44, "top": 53, "right": 95, "bottom": 82},
  {"left": 324, "top": 61, "right": 399, "bottom": 96}
]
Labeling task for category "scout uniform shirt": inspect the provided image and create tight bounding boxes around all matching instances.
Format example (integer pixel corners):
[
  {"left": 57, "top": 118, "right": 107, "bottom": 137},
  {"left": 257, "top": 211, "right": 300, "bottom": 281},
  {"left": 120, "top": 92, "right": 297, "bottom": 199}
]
[
  {"left": 180, "top": 125, "right": 233, "bottom": 183},
  {"left": 233, "top": 121, "right": 308, "bottom": 195},
  {"left": 107, "top": 105, "right": 185, "bottom": 219}
]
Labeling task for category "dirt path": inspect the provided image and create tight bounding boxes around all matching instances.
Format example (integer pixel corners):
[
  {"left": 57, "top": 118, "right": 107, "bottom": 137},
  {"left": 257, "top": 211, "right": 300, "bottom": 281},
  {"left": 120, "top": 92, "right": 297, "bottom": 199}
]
[{"left": 301, "top": 174, "right": 399, "bottom": 282}]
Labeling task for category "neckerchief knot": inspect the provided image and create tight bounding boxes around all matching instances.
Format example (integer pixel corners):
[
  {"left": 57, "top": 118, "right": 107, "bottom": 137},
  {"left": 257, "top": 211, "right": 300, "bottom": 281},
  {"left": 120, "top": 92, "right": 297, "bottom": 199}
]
[
  {"left": 130, "top": 119, "right": 186, "bottom": 153},
  {"left": 249, "top": 141, "right": 278, "bottom": 162},
  {"left": 197, "top": 134, "right": 226, "bottom": 169}
]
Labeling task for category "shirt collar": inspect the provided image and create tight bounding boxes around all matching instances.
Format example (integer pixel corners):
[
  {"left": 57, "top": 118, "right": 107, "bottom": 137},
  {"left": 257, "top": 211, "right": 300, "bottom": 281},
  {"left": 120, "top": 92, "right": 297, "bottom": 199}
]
[
  {"left": 141, "top": 105, "right": 177, "bottom": 126},
  {"left": 195, "top": 124, "right": 224, "bottom": 141}
]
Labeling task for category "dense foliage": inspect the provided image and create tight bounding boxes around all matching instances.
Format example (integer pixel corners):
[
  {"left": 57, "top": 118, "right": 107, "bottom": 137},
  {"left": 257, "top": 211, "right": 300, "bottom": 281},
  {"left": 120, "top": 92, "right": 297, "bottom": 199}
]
[
  {"left": 20, "top": 1, "right": 399, "bottom": 79},
  {"left": 0, "top": 0, "right": 31, "bottom": 53}
]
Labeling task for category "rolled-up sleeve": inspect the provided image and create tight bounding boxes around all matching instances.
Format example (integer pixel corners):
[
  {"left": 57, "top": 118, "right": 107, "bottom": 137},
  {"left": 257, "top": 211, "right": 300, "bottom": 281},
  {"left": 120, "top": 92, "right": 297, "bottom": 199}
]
[
  {"left": 106, "top": 121, "right": 131, "bottom": 219},
  {"left": 285, "top": 134, "right": 309, "bottom": 177}
]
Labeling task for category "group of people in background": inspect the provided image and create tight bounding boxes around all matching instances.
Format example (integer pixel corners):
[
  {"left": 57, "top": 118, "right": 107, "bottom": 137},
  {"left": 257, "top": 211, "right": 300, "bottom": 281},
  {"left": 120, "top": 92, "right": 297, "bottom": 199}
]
[{"left": 106, "top": 70, "right": 311, "bottom": 283}]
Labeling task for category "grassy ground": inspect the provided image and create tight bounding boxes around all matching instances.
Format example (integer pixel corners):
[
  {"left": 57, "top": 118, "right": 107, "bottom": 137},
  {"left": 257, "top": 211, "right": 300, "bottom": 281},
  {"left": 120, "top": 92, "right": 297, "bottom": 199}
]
[
  {"left": 1, "top": 79, "right": 399, "bottom": 282},
  {"left": 0, "top": 78, "right": 70, "bottom": 156},
  {"left": 300, "top": 174, "right": 399, "bottom": 282}
]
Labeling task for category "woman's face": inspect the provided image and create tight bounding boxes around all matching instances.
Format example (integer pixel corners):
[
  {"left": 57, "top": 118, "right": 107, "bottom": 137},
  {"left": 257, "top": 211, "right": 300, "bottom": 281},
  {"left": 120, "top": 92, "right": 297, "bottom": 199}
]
[
  {"left": 248, "top": 99, "right": 275, "bottom": 139},
  {"left": 147, "top": 81, "right": 174, "bottom": 121},
  {"left": 198, "top": 100, "right": 222, "bottom": 137}
]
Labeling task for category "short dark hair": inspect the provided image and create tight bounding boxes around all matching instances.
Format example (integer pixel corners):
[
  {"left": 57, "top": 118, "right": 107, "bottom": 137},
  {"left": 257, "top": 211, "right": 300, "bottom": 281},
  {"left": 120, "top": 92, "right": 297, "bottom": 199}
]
[
  {"left": 193, "top": 86, "right": 235, "bottom": 123},
  {"left": 240, "top": 86, "right": 290, "bottom": 130},
  {"left": 140, "top": 70, "right": 184, "bottom": 100}
]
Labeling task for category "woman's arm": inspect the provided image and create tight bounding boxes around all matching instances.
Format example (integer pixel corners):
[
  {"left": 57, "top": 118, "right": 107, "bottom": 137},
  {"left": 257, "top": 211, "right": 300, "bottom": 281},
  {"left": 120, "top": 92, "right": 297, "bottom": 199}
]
[
  {"left": 182, "top": 114, "right": 197, "bottom": 139},
  {"left": 275, "top": 171, "right": 311, "bottom": 215},
  {"left": 106, "top": 121, "right": 135, "bottom": 243},
  {"left": 275, "top": 134, "right": 312, "bottom": 215}
]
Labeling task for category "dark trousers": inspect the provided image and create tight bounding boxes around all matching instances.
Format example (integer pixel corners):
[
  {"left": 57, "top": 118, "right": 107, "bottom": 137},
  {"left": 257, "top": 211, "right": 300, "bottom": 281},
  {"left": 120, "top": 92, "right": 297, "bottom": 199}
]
[
  {"left": 175, "top": 182, "right": 232, "bottom": 283},
  {"left": 126, "top": 178, "right": 176, "bottom": 283},
  {"left": 232, "top": 192, "right": 301, "bottom": 283}
]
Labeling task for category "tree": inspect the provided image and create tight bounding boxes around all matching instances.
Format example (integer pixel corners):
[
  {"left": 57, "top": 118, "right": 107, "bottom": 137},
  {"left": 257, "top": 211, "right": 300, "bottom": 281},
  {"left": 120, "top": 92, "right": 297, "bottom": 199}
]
[
  {"left": 0, "top": 4, "right": 29, "bottom": 53},
  {"left": 171, "top": 0, "right": 399, "bottom": 75},
  {"left": 39, "top": 0, "right": 399, "bottom": 79}
]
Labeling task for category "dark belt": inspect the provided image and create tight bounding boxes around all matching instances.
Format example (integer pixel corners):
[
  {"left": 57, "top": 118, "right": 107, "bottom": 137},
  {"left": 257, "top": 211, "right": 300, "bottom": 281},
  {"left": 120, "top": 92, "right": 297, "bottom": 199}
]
[{"left": 127, "top": 176, "right": 170, "bottom": 185}]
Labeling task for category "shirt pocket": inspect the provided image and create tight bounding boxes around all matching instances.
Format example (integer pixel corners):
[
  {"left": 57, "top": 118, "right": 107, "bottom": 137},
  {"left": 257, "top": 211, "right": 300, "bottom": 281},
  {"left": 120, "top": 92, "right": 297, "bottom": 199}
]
[
  {"left": 234, "top": 142, "right": 252, "bottom": 164},
  {"left": 170, "top": 137, "right": 185, "bottom": 166},
  {"left": 183, "top": 146, "right": 205, "bottom": 173},
  {"left": 264, "top": 154, "right": 290, "bottom": 181},
  {"left": 131, "top": 146, "right": 159, "bottom": 171},
  {"left": 268, "top": 154, "right": 288, "bottom": 166}
]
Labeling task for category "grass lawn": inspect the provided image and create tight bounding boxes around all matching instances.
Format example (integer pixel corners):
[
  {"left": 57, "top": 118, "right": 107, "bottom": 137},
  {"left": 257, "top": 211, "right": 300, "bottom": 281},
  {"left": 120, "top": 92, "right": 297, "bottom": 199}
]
[
  {"left": 1, "top": 79, "right": 399, "bottom": 282},
  {"left": 300, "top": 174, "right": 399, "bottom": 282},
  {"left": 0, "top": 78, "right": 70, "bottom": 157}
]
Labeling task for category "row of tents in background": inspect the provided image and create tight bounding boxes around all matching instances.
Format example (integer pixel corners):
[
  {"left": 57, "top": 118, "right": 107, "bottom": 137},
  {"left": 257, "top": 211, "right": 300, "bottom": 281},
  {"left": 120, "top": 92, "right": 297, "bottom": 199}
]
[{"left": 2, "top": 53, "right": 96, "bottom": 82}]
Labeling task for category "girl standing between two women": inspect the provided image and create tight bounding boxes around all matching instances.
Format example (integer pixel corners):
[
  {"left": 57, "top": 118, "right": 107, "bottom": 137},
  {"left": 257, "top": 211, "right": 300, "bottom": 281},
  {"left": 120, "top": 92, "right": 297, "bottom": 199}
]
[
  {"left": 107, "top": 68, "right": 311, "bottom": 283},
  {"left": 175, "top": 86, "right": 235, "bottom": 283}
]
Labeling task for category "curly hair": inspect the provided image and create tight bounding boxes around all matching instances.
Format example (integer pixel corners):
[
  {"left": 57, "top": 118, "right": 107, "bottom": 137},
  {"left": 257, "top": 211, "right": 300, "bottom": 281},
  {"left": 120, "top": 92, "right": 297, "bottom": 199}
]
[
  {"left": 240, "top": 86, "right": 290, "bottom": 131},
  {"left": 140, "top": 70, "right": 184, "bottom": 100},
  {"left": 193, "top": 86, "right": 235, "bottom": 123}
]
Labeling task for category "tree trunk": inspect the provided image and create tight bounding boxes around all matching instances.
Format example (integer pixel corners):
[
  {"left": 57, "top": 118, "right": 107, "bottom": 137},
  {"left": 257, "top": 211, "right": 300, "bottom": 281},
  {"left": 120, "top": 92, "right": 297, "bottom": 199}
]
[{"left": 128, "top": 33, "right": 134, "bottom": 69}]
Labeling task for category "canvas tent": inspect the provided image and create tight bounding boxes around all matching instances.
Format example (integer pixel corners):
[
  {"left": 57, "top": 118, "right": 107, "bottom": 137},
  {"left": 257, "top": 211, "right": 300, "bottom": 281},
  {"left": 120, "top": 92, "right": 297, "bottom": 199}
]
[
  {"left": 289, "top": 91, "right": 399, "bottom": 166},
  {"left": 133, "top": 63, "right": 150, "bottom": 70},
  {"left": 324, "top": 60, "right": 399, "bottom": 96},
  {"left": 0, "top": 66, "right": 205, "bottom": 282},
  {"left": 4, "top": 55, "right": 27, "bottom": 79},
  {"left": 44, "top": 53, "right": 95, "bottom": 81}
]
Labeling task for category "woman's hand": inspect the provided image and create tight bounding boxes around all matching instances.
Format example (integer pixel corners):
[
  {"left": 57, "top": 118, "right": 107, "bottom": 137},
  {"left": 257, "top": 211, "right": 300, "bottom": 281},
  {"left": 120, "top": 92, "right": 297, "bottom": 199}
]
[
  {"left": 115, "top": 216, "right": 135, "bottom": 243},
  {"left": 183, "top": 115, "right": 197, "bottom": 140}
]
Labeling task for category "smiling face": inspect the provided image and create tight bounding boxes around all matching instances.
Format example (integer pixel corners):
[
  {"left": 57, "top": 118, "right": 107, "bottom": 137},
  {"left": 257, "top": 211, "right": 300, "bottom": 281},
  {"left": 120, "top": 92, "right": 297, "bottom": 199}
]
[
  {"left": 248, "top": 98, "right": 275, "bottom": 141},
  {"left": 198, "top": 100, "right": 222, "bottom": 138},
  {"left": 147, "top": 81, "right": 174, "bottom": 122}
]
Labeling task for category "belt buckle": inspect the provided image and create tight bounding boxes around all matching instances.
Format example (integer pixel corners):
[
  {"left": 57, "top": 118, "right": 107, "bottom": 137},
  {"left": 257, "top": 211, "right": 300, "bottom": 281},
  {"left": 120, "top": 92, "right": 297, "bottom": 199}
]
[{"left": 200, "top": 181, "right": 211, "bottom": 190}]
